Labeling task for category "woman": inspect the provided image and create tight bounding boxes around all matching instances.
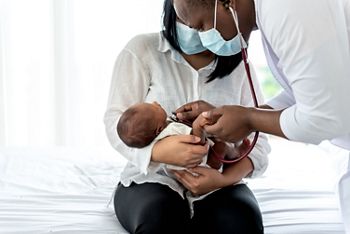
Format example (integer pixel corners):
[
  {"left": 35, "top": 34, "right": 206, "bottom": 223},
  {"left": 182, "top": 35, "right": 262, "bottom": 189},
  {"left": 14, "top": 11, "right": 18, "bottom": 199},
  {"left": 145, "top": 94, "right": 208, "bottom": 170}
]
[
  {"left": 104, "top": 0, "right": 270, "bottom": 233},
  {"left": 171, "top": 0, "right": 350, "bottom": 232}
]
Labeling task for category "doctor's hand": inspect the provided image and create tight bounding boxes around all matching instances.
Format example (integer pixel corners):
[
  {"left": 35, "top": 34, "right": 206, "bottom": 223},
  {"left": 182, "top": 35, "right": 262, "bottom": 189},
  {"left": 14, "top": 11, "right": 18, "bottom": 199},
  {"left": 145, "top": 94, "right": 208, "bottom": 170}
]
[
  {"left": 202, "top": 105, "right": 254, "bottom": 143},
  {"left": 176, "top": 100, "right": 215, "bottom": 123},
  {"left": 151, "top": 135, "right": 209, "bottom": 168},
  {"left": 173, "top": 167, "right": 226, "bottom": 196}
]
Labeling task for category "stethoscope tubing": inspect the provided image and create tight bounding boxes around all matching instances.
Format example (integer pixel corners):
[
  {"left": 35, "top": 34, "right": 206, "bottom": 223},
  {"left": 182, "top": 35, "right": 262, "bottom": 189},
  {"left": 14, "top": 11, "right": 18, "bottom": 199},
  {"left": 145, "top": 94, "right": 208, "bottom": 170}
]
[{"left": 212, "top": 47, "right": 260, "bottom": 164}]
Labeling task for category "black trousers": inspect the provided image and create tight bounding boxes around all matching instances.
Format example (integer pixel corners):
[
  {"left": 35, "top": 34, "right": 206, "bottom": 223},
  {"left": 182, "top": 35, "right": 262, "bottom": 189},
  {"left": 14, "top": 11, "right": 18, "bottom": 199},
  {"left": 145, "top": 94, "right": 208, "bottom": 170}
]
[{"left": 114, "top": 182, "right": 264, "bottom": 234}]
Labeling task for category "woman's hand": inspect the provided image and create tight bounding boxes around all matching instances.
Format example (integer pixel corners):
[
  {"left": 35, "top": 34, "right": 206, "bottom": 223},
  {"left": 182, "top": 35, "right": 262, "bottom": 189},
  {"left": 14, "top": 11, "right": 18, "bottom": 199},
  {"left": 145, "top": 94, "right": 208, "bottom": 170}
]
[
  {"left": 176, "top": 100, "right": 215, "bottom": 123},
  {"left": 151, "top": 135, "right": 209, "bottom": 168},
  {"left": 202, "top": 105, "right": 254, "bottom": 143},
  {"left": 173, "top": 167, "right": 230, "bottom": 196}
]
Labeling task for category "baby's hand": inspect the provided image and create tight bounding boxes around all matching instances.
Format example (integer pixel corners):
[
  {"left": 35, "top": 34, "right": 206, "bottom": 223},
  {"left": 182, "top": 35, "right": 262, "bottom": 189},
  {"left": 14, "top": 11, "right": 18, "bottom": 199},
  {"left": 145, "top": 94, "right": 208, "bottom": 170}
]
[{"left": 191, "top": 114, "right": 211, "bottom": 145}]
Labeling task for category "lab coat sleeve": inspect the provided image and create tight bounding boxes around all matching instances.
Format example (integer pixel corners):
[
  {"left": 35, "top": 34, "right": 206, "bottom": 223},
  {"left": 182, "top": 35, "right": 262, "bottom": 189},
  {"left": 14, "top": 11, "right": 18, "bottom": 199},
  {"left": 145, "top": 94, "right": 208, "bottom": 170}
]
[
  {"left": 261, "top": 0, "right": 350, "bottom": 144},
  {"left": 240, "top": 63, "right": 271, "bottom": 178},
  {"left": 103, "top": 37, "right": 156, "bottom": 175},
  {"left": 266, "top": 90, "right": 295, "bottom": 110}
]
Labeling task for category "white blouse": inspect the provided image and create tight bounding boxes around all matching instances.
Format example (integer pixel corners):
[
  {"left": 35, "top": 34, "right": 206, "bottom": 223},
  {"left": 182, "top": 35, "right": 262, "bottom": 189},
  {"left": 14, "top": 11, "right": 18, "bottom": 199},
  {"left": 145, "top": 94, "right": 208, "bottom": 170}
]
[{"left": 104, "top": 33, "right": 270, "bottom": 198}]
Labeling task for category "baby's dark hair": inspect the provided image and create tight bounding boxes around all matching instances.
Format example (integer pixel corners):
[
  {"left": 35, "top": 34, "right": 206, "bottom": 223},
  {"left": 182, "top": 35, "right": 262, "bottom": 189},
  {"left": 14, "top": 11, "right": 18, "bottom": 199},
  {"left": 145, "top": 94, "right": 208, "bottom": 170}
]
[{"left": 117, "top": 106, "right": 157, "bottom": 148}]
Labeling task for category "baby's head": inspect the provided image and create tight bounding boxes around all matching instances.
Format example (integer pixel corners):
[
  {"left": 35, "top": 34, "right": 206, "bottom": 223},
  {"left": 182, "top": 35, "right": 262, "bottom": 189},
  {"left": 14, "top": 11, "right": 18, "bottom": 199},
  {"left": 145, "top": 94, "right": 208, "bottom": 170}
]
[{"left": 117, "top": 102, "right": 168, "bottom": 148}]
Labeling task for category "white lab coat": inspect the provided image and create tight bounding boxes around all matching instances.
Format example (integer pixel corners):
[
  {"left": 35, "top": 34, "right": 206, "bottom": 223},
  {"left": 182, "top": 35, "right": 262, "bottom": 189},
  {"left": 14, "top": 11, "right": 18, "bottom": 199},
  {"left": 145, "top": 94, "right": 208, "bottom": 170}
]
[{"left": 254, "top": 0, "right": 350, "bottom": 232}]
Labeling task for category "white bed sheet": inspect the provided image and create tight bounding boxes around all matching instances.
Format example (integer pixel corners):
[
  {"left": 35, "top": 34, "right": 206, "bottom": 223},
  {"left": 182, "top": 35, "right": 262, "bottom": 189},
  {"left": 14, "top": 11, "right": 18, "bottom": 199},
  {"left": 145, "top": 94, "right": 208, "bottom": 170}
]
[{"left": 0, "top": 139, "right": 348, "bottom": 234}]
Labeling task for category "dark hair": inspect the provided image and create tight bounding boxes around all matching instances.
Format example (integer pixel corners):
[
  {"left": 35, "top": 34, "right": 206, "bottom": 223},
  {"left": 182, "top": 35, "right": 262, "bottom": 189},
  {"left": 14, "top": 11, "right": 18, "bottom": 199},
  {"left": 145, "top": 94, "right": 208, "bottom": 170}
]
[
  {"left": 162, "top": 0, "right": 242, "bottom": 82},
  {"left": 117, "top": 106, "right": 157, "bottom": 148}
]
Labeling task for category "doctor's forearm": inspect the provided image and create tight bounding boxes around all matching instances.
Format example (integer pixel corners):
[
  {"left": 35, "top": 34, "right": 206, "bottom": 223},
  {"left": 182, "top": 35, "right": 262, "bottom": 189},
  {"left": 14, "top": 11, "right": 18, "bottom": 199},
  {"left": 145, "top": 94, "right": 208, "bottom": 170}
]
[{"left": 248, "top": 107, "right": 287, "bottom": 139}]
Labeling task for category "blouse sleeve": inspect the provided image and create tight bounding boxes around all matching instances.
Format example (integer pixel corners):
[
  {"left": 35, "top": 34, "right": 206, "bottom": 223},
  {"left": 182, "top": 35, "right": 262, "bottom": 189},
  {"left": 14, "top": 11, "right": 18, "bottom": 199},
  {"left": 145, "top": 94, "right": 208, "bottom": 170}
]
[{"left": 103, "top": 37, "right": 156, "bottom": 175}]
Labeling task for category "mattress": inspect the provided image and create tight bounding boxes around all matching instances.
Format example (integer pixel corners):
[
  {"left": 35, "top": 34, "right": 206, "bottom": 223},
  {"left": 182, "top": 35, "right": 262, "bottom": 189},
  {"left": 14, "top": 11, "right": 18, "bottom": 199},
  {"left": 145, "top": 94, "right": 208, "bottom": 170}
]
[{"left": 0, "top": 139, "right": 348, "bottom": 234}]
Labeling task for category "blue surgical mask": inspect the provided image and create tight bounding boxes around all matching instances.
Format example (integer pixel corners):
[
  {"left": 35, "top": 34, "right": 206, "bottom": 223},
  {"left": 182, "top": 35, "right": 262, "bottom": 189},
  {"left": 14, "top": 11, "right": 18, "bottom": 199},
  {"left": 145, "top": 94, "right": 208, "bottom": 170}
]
[
  {"left": 198, "top": 0, "right": 247, "bottom": 56},
  {"left": 176, "top": 22, "right": 207, "bottom": 55}
]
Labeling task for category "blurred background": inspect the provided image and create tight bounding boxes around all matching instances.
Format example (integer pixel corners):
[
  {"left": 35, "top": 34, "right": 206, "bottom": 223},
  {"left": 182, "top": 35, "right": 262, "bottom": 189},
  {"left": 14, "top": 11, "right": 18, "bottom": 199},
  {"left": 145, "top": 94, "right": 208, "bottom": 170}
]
[{"left": 0, "top": 0, "right": 281, "bottom": 148}]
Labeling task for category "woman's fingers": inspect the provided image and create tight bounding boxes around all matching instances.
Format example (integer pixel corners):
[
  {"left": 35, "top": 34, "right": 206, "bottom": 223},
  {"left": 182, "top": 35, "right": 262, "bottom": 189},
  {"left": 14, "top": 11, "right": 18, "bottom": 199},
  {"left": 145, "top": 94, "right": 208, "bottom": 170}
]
[
  {"left": 176, "top": 134, "right": 201, "bottom": 144},
  {"left": 188, "top": 166, "right": 208, "bottom": 176},
  {"left": 174, "top": 170, "right": 198, "bottom": 184},
  {"left": 191, "top": 142, "right": 209, "bottom": 155},
  {"left": 201, "top": 107, "right": 224, "bottom": 124},
  {"left": 174, "top": 171, "right": 193, "bottom": 191},
  {"left": 174, "top": 135, "right": 209, "bottom": 155},
  {"left": 186, "top": 163, "right": 201, "bottom": 168}
]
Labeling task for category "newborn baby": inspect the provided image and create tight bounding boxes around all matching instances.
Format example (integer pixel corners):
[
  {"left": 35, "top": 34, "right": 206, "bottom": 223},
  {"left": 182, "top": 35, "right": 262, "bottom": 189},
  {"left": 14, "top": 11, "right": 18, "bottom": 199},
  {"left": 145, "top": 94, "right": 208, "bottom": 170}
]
[{"left": 117, "top": 102, "right": 225, "bottom": 169}]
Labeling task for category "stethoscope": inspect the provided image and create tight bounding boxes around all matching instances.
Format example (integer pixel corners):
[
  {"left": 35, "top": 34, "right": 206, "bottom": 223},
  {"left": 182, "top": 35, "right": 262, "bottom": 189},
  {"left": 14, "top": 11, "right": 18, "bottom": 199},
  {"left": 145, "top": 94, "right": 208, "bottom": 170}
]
[
  {"left": 215, "top": 44, "right": 260, "bottom": 164},
  {"left": 170, "top": 7, "right": 259, "bottom": 164},
  {"left": 216, "top": 7, "right": 260, "bottom": 164}
]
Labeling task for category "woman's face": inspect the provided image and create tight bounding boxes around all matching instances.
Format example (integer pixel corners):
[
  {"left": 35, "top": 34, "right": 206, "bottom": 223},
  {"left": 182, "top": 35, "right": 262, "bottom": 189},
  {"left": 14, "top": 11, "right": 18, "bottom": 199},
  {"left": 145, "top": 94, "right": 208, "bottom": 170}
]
[{"left": 173, "top": 0, "right": 237, "bottom": 40}]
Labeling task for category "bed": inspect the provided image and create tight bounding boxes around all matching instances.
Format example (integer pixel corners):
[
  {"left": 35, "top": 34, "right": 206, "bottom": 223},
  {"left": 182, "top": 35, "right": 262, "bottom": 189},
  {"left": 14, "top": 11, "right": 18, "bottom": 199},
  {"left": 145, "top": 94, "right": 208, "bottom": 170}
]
[{"left": 0, "top": 139, "right": 348, "bottom": 234}]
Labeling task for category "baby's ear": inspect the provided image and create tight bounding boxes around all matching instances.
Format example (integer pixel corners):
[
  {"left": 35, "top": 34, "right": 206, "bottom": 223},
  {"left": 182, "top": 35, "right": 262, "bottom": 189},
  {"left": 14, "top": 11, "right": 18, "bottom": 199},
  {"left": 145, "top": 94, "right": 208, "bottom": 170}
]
[{"left": 156, "top": 125, "right": 165, "bottom": 135}]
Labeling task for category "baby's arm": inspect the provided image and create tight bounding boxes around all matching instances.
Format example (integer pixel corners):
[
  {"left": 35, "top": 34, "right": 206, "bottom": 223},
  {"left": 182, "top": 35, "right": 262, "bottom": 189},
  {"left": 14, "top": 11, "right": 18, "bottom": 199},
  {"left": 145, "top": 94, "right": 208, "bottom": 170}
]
[
  {"left": 191, "top": 114, "right": 208, "bottom": 145},
  {"left": 192, "top": 114, "right": 225, "bottom": 169}
]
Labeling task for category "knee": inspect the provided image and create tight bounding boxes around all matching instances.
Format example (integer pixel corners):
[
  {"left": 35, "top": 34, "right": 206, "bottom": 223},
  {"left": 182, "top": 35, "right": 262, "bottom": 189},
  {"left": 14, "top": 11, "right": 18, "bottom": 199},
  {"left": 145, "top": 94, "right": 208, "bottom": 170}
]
[
  {"left": 136, "top": 200, "right": 188, "bottom": 234},
  {"left": 212, "top": 202, "right": 264, "bottom": 234},
  {"left": 133, "top": 196, "right": 190, "bottom": 234}
]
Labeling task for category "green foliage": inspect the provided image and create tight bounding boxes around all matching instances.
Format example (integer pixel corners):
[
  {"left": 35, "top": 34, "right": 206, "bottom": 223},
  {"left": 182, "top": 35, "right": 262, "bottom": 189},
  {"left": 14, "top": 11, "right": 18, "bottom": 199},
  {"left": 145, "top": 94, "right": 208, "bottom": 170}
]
[{"left": 257, "top": 66, "right": 282, "bottom": 99}]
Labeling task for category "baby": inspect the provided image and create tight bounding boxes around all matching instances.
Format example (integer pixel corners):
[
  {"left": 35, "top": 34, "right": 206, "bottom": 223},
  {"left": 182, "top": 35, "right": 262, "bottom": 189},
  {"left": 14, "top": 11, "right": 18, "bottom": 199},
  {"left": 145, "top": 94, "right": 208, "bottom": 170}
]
[{"left": 117, "top": 102, "right": 225, "bottom": 169}]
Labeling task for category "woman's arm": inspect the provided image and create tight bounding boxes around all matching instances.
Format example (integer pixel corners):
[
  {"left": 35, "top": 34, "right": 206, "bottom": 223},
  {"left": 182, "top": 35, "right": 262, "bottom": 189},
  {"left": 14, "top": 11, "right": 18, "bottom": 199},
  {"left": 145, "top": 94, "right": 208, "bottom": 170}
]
[
  {"left": 173, "top": 157, "right": 253, "bottom": 196},
  {"left": 151, "top": 134, "right": 208, "bottom": 168},
  {"left": 105, "top": 35, "right": 210, "bottom": 174},
  {"left": 104, "top": 41, "right": 153, "bottom": 174}
]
